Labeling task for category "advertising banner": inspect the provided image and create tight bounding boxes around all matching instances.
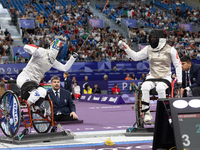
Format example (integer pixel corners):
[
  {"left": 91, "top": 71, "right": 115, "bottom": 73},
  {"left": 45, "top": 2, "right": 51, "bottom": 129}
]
[
  {"left": 108, "top": 80, "right": 143, "bottom": 94},
  {"left": 19, "top": 19, "right": 34, "bottom": 28},
  {"left": 179, "top": 24, "right": 192, "bottom": 32},
  {"left": 79, "top": 94, "right": 125, "bottom": 105},
  {"left": 89, "top": 19, "right": 103, "bottom": 28},
  {"left": 12, "top": 47, "right": 30, "bottom": 58},
  {"left": 123, "top": 19, "right": 136, "bottom": 28}
]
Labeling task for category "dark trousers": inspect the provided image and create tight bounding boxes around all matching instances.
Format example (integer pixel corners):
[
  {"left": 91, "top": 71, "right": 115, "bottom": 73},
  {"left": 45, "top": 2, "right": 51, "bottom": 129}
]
[
  {"left": 54, "top": 114, "right": 77, "bottom": 122},
  {"left": 192, "top": 87, "right": 200, "bottom": 97},
  {"left": 183, "top": 87, "right": 200, "bottom": 97}
]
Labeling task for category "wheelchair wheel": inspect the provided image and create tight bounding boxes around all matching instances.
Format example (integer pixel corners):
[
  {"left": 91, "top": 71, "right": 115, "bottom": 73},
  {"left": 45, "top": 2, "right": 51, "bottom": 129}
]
[
  {"left": 31, "top": 100, "right": 52, "bottom": 133},
  {"left": 0, "top": 90, "right": 21, "bottom": 138}
]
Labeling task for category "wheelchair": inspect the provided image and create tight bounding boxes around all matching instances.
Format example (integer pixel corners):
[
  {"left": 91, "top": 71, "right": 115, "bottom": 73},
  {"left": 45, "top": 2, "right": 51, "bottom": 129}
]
[
  {"left": 0, "top": 81, "right": 56, "bottom": 138},
  {"left": 129, "top": 78, "right": 181, "bottom": 131}
]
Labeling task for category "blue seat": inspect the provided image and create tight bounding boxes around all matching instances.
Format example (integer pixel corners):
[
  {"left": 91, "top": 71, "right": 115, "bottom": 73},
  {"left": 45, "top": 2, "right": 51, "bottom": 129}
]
[{"left": 145, "top": 22, "right": 149, "bottom": 26}]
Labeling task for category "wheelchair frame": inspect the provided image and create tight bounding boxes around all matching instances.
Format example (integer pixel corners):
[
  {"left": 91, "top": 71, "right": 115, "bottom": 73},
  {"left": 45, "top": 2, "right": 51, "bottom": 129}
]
[
  {"left": 0, "top": 90, "right": 56, "bottom": 138},
  {"left": 130, "top": 78, "right": 181, "bottom": 130}
]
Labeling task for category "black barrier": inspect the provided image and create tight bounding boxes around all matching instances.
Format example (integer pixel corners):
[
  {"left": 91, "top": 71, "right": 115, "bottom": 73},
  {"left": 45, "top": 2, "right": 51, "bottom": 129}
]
[{"left": 153, "top": 97, "right": 200, "bottom": 150}]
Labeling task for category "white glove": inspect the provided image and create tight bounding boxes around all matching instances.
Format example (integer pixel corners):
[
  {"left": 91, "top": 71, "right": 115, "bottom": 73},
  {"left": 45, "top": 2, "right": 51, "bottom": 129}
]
[
  {"left": 118, "top": 40, "right": 128, "bottom": 50},
  {"left": 72, "top": 52, "right": 78, "bottom": 59},
  {"left": 118, "top": 40, "right": 123, "bottom": 49}
]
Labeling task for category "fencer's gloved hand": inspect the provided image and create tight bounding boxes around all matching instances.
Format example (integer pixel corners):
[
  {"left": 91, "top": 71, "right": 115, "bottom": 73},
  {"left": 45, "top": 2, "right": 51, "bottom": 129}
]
[
  {"left": 72, "top": 52, "right": 79, "bottom": 59},
  {"left": 118, "top": 40, "right": 124, "bottom": 49},
  {"left": 118, "top": 40, "right": 128, "bottom": 50}
]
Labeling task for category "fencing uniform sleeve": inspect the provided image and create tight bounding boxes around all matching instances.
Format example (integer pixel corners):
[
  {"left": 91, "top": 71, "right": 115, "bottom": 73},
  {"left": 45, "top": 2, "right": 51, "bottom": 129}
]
[
  {"left": 52, "top": 56, "right": 76, "bottom": 72},
  {"left": 118, "top": 41, "right": 148, "bottom": 61},
  {"left": 171, "top": 47, "right": 182, "bottom": 83},
  {"left": 24, "top": 44, "right": 43, "bottom": 57}
]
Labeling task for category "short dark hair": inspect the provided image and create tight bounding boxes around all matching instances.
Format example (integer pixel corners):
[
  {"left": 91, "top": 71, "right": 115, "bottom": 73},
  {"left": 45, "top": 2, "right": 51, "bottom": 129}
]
[
  {"left": 64, "top": 72, "right": 69, "bottom": 76},
  {"left": 85, "top": 84, "right": 89, "bottom": 90},
  {"left": 51, "top": 76, "right": 60, "bottom": 82},
  {"left": 180, "top": 55, "right": 191, "bottom": 63}
]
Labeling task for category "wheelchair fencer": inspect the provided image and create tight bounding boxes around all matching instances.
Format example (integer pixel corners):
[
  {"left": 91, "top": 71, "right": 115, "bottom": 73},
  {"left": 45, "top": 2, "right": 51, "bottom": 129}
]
[
  {"left": 129, "top": 78, "right": 181, "bottom": 131},
  {"left": 0, "top": 81, "right": 57, "bottom": 138},
  {"left": 0, "top": 39, "right": 77, "bottom": 139}
]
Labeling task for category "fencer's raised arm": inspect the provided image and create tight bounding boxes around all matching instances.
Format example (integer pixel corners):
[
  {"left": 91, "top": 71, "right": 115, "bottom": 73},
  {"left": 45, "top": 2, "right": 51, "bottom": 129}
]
[
  {"left": 171, "top": 47, "right": 182, "bottom": 83},
  {"left": 24, "top": 44, "right": 44, "bottom": 57},
  {"left": 118, "top": 41, "right": 148, "bottom": 61},
  {"left": 52, "top": 56, "right": 76, "bottom": 72}
]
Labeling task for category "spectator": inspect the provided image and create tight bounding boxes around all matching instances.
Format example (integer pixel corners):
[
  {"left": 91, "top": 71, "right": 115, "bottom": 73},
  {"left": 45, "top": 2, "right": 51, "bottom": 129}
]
[
  {"left": 116, "top": 14, "right": 121, "bottom": 24},
  {"left": 140, "top": 73, "right": 146, "bottom": 82},
  {"left": 83, "top": 84, "right": 92, "bottom": 94},
  {"left": 94, "top": 34, "right": 100, "bottom": 42},
  {"left": 131, "top": 73, "right": 137, "bottom": 80},
  {"left": 111, "top": 65, "right": 117, "bottom": 71},
  {"left": 4, "top": 29, "right": 10, "bottom": 36},
  {"left": 49, "top": 76, "right": 78, "bottom": 122},
  {"left": 82, "top": 18, "right": 88, "bottom": 29},
  {"left": 81, "top": 30, "right": 88, "bottom": 40},
  {"left": 0, "top": 31, "right": 5, "bottom": 39},
  {"left": 0, "top": 57, "right": 3, "bottom": 64},
  {"left": 72, "top": 76, "right": 77, "bottom": 84},
  {"left": 0, "top": 81, "right": 5, "bottom": 97},
  {"left": 5, "top": 59, "right": 9, "bottom": 64},
  {"left": 111, "top": 83, "right": 120, "bottom": 95},
  {"left": 103, "top": 75, "right": 109, "bottom": 81},
  {"left": 83, "top": 76, "right": 88, "bottom": 81},
  {"left": 73, "top": 82, "right": 81, "bottom": 100},
  {"left": 92, "top": 84, "right": 101, "bottom": 94},
  {"left": 125, "top": 73, "right": 133, "bottom": 80},
  {"left": 27, "top": 54, "right": 32, "bottom": 62},
  {"left": 1, "top": 77, "right": 7, "bottom": 83},
  {"left": 63, "top": 72, "right": 72, "bottom": 93},
  {"left": 0, "top": 45, "right": 4, "bottom": 56},
  {"left": 18, "top": 55, "right": 25, "bottom": 63},
  {"left": 23, "top": 31, "right": 29, "bottom": 44},
  {"left": 130, "top": 82, "right": 138, "bottom": 97}
]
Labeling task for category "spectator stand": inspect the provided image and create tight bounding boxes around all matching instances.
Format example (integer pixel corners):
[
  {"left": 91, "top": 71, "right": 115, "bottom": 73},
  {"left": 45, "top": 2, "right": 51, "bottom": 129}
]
[
  {"left": 1, "top": 0, "right": 199, "bottom": 65},
  {"left": 3, "top": 0, "right": 92, "bottom": 62},
  {"left": 154, "top": 1, "right": 200, "bottom": 28},
  {"left": 96, "top": 1, "right": 200, "bottom": 55},
  {"left": 96, "top": 2, "right": 185, "bottom": 35}
]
